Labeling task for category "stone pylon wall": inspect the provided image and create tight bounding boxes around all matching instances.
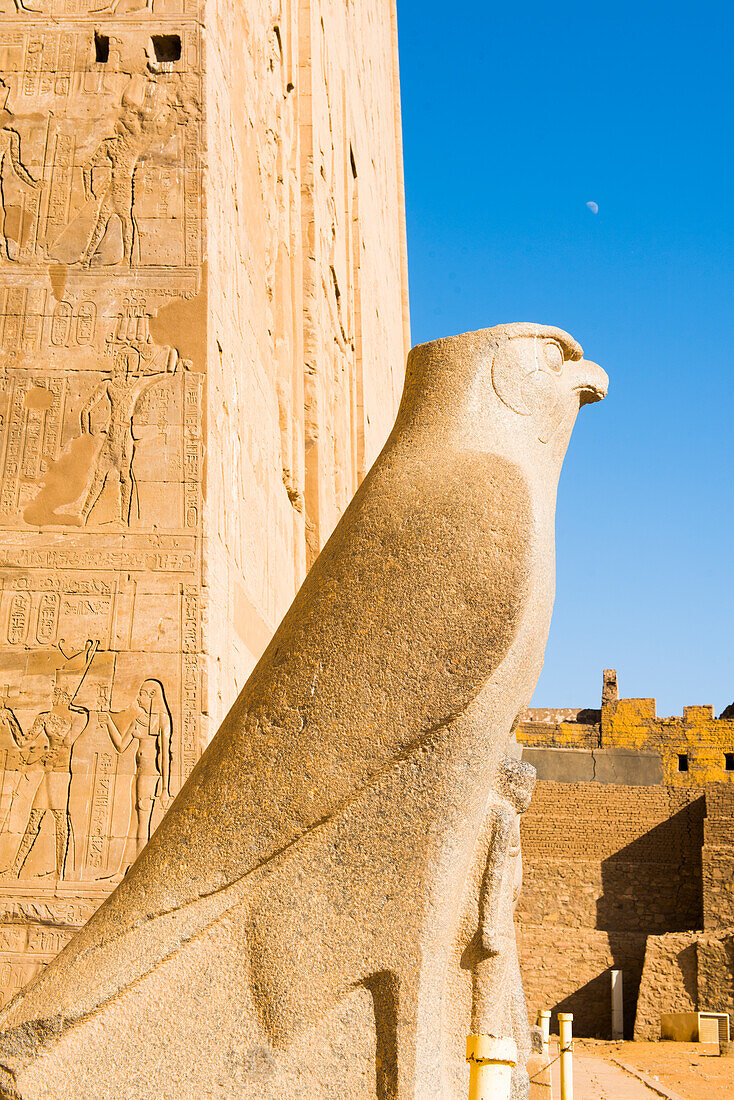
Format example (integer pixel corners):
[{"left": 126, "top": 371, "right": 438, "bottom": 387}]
[{"left": 0, "top": 0, "right": 408, "bottom": 1003}]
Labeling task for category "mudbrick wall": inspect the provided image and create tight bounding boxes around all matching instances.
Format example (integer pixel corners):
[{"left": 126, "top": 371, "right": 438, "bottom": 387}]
[
  {"left": 518, "top": 673, "right": 734, "bottom": 1038},
  {"left": 517, "top": 782, "right": 706, "bottom": 1037},
  {"left": 702, "top": 784, "right": 734, "bottom": 929}
]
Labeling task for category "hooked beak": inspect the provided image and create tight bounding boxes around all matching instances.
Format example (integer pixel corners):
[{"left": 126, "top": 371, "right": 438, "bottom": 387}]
[{"left": 573, "top": 358, "right": 608, "bottom": 405}]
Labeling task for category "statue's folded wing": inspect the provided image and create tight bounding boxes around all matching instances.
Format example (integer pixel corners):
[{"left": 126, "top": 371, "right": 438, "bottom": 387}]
[{"left": 0, "top": 447, "right": 532, "bottom": 1029}]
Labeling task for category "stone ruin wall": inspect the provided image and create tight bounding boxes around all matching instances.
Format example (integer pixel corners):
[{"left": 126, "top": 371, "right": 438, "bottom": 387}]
[
  {"left": 517, "top": 782, "right": 705, "bottom": 1038},
  {"left": 702, "top": 783, "right": 734, "bottom": 929},
  {"left": 518, "top": 677, "right": 734, "bottom": 1038},
  {"left": 0, "top": 0, "right": 408, "bottom": 1003}
]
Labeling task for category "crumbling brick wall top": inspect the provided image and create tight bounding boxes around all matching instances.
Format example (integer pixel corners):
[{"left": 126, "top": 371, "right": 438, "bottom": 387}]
[{"left": 519, "top": 670, "right": 734, "bottom": 786}]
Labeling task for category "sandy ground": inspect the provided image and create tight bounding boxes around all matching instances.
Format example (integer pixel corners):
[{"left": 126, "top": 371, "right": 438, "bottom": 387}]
[{"left": 554, "top": 1039, "right": 734, "bottom": 1100}]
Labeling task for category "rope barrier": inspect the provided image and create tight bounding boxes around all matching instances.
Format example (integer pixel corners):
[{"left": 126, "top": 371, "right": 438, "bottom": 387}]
[{"left": 527, "top": 1042, "right": 573, "bottom": 1083}]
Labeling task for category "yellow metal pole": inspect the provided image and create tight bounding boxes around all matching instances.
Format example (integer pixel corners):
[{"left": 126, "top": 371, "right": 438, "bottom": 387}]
[
  {"left": 466, "top": 1035, "right": 517, "bottom": 1100},
  {"left": 559, "top": 1013, "right": 573, "bottom": 1100},
  {"left": 537, "top": 1010, "right": 551, "bottom": 1058}
]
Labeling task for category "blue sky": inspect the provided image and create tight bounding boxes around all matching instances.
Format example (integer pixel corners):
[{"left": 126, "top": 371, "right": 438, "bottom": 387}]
[{"left": 396, "top": 0, "right": 734, "bottom": 715}]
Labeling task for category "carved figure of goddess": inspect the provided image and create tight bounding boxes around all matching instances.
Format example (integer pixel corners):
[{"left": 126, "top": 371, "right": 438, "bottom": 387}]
[{"left": 99, "top": 680, "right": 172, "bottom": 859}]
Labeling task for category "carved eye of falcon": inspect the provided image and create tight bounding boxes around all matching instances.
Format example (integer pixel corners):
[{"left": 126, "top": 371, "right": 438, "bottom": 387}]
[{"left": 542, "top": 340, "right": 564, "bottom": 373}]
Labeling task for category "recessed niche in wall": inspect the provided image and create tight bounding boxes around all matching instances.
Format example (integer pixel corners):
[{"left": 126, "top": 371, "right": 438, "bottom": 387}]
[
  {"left": 151, "top": 35, "right": 182, "bottom": 63},
  {"left": 95, "top": 32, "right": 110, "bottom": 63}
]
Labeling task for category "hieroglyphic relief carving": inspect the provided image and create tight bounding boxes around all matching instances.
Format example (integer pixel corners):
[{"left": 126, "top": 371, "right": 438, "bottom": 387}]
[
  {"left": 0, "top": 297, "right": 197, "bottom": 529},
  {"left": 77, "top": 343, "right": 184, "bottom": 525},
  {"left": 0, "top": 645, "right": 95, "bottom": 880},
  {"left": 97, "top": 676, "right": 171, "bottom": 860},
  {"left": 0, "top": 25, "right": 201, "bottom": 271},
  {"left": 0, "top": 569, "right": 199, "bottom": 775},
  {"left": 0, "top": 620, "right": 182, "bottom": 1002},
  {"left": 0, "top": 79, "right": 40, "bottom": 261},
  {"left": 1, "top": 644, "right": 179, "bottom": 888},
  {"left": 0, "top": 4, "right": 205, "bottom": 1008},
  {"left": 0, "top": 2, "right": 194, "bottom": 16},
  {"left": 0, "top": 634, "right": 178, "bottom": 882},
  {"left": 79, "top": 68, "right": 195, "bottom": 266}
]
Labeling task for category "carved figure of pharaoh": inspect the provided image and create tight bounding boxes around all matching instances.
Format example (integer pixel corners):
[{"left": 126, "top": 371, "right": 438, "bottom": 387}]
[{"left": 0, "top": 324, "right": 607, "bottom": 1100}]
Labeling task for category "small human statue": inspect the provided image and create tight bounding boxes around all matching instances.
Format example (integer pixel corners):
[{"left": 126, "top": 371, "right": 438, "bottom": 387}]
[{"left": 472, "top": 755, "right": 537, "bottom": 1100}]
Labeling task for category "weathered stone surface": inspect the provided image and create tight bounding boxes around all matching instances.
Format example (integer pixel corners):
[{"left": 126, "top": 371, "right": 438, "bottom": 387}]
[
  {"left": 633, "top": 932, "right": 698, "bottom": 1040},
  {"left": 0, "top": 323, "right": 606, "bottom": 1097},
  {"left": 468, "top": 756, "right": 536, "bottom": 1099},
  {"left": 0, "top": 0, "right": 408, "bottom": 999},
  {"left": 634, "top": 927, "right": 734, "bottom": 1040},
  {"left": 517, "top": 674, "right": 734, "bottom": 1038}
]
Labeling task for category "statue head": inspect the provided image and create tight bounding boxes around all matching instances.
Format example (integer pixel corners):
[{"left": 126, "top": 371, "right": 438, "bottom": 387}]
[
  {"left": 488, "top": 323, "right": 607, "bottom": 446},
  {"left": 496, "top": 756, "right": 536, "bottom": 814},
  {"left": 398, "top": 323, "right": 607, "bottom": 478}
]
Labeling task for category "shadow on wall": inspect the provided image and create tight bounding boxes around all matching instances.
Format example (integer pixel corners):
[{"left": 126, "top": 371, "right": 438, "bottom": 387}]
[
  {"left": 551, "top": 971, "right": 613, "bottom": 1038},
  {"left": 548, "top": 935, "right": 647, "bottom": 1039},
  {"left": 667, "top": 942, "right": 699, "bottom": 1005},
  {"left": 546, "top": 801, "right": 705, "bottom": 1038},
  {"left": 557, "top": 800, "right": 706, "bottom": 1037},
  {"left": 597, "top": 800, "right": 705, "bottom": 934}
]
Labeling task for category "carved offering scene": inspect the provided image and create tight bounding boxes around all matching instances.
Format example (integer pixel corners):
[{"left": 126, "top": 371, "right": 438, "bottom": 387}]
[
  {"left": 0, "top": 553, "right": 199, "bottom": 1009},
  {"left": 0, "top": 644, "right": 174, "bottom": 886},
  {"left": 0, "top": 25, "right": 201, "bottom": 272},
  {"left": 0, "top": 295, "right": 202, "bottom": 533}
]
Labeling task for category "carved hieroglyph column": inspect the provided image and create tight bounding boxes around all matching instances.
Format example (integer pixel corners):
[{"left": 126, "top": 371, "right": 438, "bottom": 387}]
[{"left": 0, "top": 0, "right": 409, "bottom": 1002}]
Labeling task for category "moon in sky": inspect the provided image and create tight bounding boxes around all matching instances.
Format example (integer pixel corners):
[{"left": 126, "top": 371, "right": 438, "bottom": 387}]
[{"left": 586, "top": 201, "right": 599, "bottom": 214}]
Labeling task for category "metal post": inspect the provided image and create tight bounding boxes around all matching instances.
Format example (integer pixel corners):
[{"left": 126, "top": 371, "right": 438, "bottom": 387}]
[
  {"left": 559, "top": 1013, "right": 573, "bottom": 1100},
  {"left": 466, "top": 1035, "right": 517, "bottom": 1100},
  {"left": 611, "top": 970, "right": 623, "bottom": 1039},
  {"left": 537, "top": 1010, "right": 551, "bottom": 1057}
]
